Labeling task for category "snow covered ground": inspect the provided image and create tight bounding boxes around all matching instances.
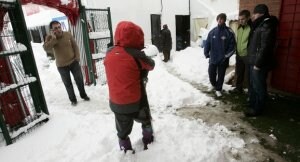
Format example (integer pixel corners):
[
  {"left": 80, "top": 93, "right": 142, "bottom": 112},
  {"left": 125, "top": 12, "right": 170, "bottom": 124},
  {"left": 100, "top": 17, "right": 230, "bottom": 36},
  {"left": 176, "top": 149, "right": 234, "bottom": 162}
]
[
  {"left": 0, "top": 0, "right": 287, "bottom": 160},
  {"left": 0, "top": 43, "right": 283, "bottom": 162},
  {"left": 0, "top": 41, "right": 274, "bottom": 162}
]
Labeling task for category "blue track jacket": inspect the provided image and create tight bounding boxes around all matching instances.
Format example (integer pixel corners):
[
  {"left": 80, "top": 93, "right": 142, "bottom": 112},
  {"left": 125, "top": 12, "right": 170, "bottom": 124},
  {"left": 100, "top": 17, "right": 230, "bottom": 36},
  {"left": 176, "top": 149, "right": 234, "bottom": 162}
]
[{"left": 204, "top": 24, "right": 236, "bottom": 64}]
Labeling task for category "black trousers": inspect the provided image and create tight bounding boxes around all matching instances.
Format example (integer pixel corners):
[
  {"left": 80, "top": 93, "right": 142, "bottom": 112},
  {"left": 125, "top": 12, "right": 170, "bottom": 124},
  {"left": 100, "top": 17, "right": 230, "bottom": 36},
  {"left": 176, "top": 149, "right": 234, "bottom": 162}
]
[
  {"left": 208, "top": 59, "right": 229, "bottom": 91},
  {"left": 57, "top": 60, "right": 87, "bottom": 102},
  {"left": 114, "top": 110, "right": 152, "bottom": 140},
  {"left": 162, "top": 49, "right": 170, "bottom": 61},
  {"left": 235, "top": 55, "right": 248, "bottom": 90}
]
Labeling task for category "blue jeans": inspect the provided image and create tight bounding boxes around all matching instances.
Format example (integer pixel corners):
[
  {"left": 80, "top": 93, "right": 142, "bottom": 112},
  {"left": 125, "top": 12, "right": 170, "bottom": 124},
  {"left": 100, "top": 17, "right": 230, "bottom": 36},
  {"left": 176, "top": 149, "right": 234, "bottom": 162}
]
[
  {"left": 57, "top": 61, "right": 87, "bottom": 102},
  {"left": 248, "top": 66, "right": 268, "bottom": 113},
  {"left": 208, "top": 59, "right": 229, "bottom": 91}
]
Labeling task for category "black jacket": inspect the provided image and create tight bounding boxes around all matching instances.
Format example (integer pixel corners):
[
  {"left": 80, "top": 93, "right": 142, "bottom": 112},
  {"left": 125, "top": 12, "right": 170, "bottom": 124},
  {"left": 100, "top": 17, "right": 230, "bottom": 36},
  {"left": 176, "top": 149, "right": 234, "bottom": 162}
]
[
  {"left": 160, "top": 28, "right": 172, "bottom": 51},
  {"left": 247, "top": 15, "right": 278, "bottom": 69}
]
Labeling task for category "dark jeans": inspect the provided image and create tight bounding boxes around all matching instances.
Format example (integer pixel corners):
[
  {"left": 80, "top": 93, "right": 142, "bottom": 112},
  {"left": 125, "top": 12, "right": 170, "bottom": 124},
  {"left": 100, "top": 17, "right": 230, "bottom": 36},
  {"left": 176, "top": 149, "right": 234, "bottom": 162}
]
[
  {"left": 114, "top": 111, "right": 152, "bottom": 140},
  {"left": 208, "top": 59, "right": 229, "bottom": 91},
  {"left": 235, "top": 55, "right": 248, "bottom": 90},
  {"left": 248, "top": 66, "right": 268, "bottom": 113},
  {"left": 57, "top": 60, "right": 87, "bottom": 102}
]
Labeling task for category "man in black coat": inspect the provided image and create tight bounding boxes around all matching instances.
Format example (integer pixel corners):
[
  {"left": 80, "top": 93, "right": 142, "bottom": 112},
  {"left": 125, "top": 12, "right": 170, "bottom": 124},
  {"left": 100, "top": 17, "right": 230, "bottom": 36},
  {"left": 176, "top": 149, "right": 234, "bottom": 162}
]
[
  {"left": 245, "top": 4, "right": 278, "bottom": 117},
  {"left": 160, "top": 24, "right": 172, "bottom": 62}
]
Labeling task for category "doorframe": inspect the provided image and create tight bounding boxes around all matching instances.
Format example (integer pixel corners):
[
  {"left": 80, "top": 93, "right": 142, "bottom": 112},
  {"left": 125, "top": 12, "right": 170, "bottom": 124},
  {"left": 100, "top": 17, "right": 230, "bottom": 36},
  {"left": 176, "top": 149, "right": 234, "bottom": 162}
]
[{"left": 150, "top": 14, "right": 161, "bottom": 51}]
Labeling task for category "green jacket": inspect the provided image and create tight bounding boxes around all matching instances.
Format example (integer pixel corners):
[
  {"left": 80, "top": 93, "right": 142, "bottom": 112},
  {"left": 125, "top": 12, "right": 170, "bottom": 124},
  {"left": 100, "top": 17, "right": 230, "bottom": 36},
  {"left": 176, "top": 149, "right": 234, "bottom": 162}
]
[{"left": 236, "top": 25, "right": 251, "bottom": 57}]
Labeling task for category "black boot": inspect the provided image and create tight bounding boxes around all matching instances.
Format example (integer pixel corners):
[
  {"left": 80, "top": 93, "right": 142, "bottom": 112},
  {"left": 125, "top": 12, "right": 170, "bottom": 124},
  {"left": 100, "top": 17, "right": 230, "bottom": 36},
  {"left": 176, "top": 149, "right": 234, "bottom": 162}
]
[
  {"left": 244, "top": 108, "right": 261, "bottom": 117},
  {"left": 142, "top": 126, "right": 154, "bottom": 150},
  {"left": 119, "top": 137, "right": 134, "bottom": 153}
]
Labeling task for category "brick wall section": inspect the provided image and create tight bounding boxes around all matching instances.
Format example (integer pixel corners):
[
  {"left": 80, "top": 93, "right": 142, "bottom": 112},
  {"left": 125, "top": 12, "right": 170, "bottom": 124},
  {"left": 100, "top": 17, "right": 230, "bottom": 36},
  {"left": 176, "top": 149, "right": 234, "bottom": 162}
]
[{"left": 239, "top": 0, "right": 282, "bottom": 18}]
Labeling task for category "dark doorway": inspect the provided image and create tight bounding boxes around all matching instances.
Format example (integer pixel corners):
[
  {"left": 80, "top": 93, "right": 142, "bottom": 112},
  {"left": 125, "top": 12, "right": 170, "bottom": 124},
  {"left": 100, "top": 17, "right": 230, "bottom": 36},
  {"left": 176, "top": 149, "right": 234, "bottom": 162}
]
[
  {"left": 29, "top": 28, "right": 42, "bottom": 43},
  {"left": 176, "top": 15, "right": 190, "bottom": 51},
  {"left": 150, "top": 14, "right": 161, "bottom": 51}
]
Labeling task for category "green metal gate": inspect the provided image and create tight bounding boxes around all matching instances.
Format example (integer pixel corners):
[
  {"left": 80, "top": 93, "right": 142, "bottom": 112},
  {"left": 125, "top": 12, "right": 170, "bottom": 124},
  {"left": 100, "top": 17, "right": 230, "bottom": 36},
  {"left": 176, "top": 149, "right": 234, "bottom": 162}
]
[
  {"left": 74, "top": 3, "right": 113, "bottom": 85},
  {"left": 0, "top": 0, "right": 49, "bottom": 145},
  {"left": 85, "top": 8, "right": 113, "bottom": 85}
]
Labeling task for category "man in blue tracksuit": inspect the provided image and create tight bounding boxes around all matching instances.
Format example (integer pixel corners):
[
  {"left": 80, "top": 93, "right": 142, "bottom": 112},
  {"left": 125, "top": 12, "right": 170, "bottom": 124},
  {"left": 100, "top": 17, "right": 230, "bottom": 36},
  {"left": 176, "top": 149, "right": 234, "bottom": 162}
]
[{"left": 204, "top": 13, "right": 236, "bottom": 97}]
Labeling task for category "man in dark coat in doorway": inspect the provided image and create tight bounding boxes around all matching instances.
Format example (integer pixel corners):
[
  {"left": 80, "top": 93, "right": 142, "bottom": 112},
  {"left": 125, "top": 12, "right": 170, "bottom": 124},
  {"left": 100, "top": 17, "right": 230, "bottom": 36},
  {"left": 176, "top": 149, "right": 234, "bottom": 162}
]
[{"left": 160, "top": 24, "right": 172, "bottom": 62}]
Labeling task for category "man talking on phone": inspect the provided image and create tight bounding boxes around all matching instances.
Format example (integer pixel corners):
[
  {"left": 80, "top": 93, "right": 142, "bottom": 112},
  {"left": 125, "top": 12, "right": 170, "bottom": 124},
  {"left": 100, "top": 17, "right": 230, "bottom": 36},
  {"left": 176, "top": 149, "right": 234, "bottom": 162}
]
[{"left": 43, "top": 20, "right": 90, "bottom": 106}]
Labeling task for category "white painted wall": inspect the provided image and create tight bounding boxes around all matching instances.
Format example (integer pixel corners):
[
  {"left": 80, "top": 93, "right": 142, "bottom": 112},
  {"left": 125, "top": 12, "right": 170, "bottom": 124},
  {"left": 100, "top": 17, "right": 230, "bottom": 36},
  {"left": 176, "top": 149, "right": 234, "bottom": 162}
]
[
  {"left": 190, "top": 0, "right": 239, "bottom": 41},
  {"left": 84, "top": 0, "right": 189, "bottom": 47},
  {"left": 191, "top": 0, "right": 238, "bottom": 27},
  {"left": 83, "top": 0, "right": 238, "bottom": 49}
]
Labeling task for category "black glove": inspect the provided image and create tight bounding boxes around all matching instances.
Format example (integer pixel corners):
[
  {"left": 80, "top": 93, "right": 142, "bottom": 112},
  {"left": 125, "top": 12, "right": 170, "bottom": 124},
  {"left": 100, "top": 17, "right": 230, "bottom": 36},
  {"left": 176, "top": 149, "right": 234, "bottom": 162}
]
[
  {"left": 143, "top": 77, "right": 148, "bottom": 86},
  {"left": 221, "top": 57, "right": 229, "bottom": 64}
]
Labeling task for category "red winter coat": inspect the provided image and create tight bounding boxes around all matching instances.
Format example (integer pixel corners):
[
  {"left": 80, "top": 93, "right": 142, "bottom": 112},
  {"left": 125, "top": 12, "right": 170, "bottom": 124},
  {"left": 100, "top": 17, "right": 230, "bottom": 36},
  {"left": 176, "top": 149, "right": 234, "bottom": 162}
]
[{"left": 104, "top": 21, "right": 155, "bottom": 114}]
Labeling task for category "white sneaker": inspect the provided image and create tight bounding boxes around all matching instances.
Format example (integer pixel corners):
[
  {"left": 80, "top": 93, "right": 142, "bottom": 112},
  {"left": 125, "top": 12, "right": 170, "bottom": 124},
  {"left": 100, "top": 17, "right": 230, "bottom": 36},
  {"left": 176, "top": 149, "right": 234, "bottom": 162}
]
[
  {"left": 207, "top": 86, "right": 215, "bottom": 92},
  {"left": 215, "top": 91, "right": 222, "bottom": 97}
]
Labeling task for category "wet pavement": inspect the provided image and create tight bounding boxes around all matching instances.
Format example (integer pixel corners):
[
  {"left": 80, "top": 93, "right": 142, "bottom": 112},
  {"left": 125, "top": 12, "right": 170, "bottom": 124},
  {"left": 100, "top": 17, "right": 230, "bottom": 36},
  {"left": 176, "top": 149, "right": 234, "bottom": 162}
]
[
  {"left": 165, "top": 64, "right": 299, "bottom": 162},
  {"left": 176, "top": 91, "right": 286, "bottom": 162}
]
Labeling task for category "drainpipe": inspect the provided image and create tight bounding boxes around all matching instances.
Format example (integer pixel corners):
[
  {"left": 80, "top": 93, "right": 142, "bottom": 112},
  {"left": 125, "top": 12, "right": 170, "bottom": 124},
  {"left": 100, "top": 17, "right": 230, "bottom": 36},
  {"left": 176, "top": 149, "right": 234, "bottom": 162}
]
[
  {"left": 160, "top": 0, "right": 163, "bottom": 28},
  {"left": 160, "top": 0, "right": 163, "bottom": 14},
  {"left": 189, "top": 0, "right": 191, "bottom": 15}
]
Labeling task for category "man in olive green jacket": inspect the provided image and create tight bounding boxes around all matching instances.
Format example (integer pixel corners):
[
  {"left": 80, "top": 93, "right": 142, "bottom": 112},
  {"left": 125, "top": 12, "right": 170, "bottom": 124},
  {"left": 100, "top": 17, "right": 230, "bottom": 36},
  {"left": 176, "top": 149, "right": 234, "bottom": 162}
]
[
  {"left": 43, "top": 20, "right": 89, "bottom": 106},
  {"left": 234, "top": 10, "right": 251, "bottom": 93}
]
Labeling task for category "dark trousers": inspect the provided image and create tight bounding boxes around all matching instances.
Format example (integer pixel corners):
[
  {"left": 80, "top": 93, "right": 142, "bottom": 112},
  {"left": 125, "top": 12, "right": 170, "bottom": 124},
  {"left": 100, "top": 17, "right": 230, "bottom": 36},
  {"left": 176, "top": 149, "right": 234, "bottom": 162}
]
[
  {"left": 248, "top": 66, "right": 268, "bottom": 113},
  {"left": 57, "top": 61, "right": 87, "bottom": 102},
  {"left": 208, "top": 59, "right": 228, "bottom": 91},
  {"left": 162, "top": 49, "right": 170, "bottom": 61},
  {"left": 114, "top": 111, "right": 152, "bottom": 140},
  {"left": 235, "top": 55, "right": 248, "bottom": 90}
]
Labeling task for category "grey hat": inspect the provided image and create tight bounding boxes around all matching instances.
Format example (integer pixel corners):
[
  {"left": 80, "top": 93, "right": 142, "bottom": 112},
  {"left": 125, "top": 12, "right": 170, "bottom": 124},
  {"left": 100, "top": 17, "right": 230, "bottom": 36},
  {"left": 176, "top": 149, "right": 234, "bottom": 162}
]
[{"left": 253, "top": 4, "right": 269, "bottom": 14}]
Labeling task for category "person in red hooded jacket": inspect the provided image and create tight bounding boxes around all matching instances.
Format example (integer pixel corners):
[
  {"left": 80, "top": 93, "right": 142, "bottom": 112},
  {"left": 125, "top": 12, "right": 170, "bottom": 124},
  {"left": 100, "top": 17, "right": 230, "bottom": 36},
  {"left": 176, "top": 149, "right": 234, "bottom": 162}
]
[{"left": 104, "top": 21, "right": 155, "bottom": 153}]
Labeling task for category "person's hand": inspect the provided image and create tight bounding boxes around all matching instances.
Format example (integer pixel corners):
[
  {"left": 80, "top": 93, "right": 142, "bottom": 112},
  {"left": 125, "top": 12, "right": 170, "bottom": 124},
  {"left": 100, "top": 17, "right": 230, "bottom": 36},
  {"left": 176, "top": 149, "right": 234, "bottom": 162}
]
[
  {"left": 221, "top": 57, "right": 228, "bottom": 63},
  {"left": 45, "top": 35, "right": 54, "bottom": 41},
  {"left": 50, "top": 31, "right": 57, "bottom": 39},
  {"left": 254, "top": 66, "right": 260, "bottom": 70}
]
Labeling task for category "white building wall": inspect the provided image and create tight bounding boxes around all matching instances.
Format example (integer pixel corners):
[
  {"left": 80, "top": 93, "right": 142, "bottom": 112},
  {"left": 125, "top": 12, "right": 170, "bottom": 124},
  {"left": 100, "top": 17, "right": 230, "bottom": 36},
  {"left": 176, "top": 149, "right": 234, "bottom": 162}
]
[
  {"left": 84, "top": 0, "right": 238, "bottom": 48},
  {"left": 190, "top": 0, "right": 239, "bottom": 41},
  {"left": 160, "top": 0, "right": 189, "bottom": 48},
  {"left": 85, "top": 0, "right": 189, "bottom": 47},
  {"left": 191, "top": 0, "right": 239, "bottom": 29}
]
